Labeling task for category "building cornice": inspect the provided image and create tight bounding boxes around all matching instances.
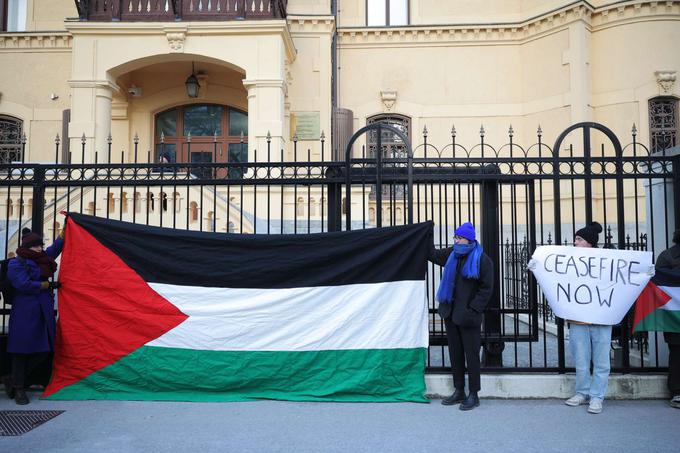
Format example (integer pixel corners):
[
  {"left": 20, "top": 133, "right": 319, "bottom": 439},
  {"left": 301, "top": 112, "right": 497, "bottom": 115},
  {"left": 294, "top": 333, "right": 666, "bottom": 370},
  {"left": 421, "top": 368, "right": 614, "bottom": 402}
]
[
  {"left": 337, "top": 1, "right": 680, "bottom": 47},
  {"left": 0, "top": 32, "right": 72, "bottom": 52},
  {"left": 64, "top": 19, "right": 297, "bottom": 62},
  {"left": 287, "top": 15, "right": 336, "bottom": 35}
]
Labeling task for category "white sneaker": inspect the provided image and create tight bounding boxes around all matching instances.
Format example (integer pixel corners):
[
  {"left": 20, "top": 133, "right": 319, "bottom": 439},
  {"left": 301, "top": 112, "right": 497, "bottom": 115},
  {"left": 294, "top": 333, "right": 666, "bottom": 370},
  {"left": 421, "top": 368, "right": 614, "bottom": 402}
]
[
  {"left": 587, "top": 398, "right": 603, "bottom": 414},
  {"left": 565, "top": 394, "right": 588, "bottom": 406}
]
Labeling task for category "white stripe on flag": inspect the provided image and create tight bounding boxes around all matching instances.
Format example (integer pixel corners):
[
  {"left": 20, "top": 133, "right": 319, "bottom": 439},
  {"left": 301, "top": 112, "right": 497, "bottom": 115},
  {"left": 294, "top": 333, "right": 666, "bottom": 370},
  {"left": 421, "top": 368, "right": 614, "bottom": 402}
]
[
  {"left": 659, "top": 285, "right": 680, "bottom": 311},
  {"left": 146, "top": 281, "right": 428, "bottom": 352}
]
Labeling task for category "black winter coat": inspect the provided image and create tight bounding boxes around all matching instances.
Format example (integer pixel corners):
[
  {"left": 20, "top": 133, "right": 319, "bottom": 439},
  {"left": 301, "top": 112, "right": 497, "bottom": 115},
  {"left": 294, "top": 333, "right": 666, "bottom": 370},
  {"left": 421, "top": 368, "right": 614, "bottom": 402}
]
[{"left": 429, "top": 247, "right": 494, "bottom": 327}]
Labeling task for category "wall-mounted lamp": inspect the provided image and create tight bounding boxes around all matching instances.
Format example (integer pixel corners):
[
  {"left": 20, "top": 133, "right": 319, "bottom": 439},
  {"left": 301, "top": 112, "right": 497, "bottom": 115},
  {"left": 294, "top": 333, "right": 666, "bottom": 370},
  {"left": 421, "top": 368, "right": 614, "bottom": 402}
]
[{"left": 185, "top": 62, "right": 200, "bottom": 98}]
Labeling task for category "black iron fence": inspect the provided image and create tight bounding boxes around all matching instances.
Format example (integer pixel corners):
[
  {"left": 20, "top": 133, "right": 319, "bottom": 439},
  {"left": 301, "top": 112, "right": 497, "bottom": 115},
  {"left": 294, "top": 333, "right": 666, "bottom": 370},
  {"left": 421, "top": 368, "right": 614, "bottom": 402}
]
[{"left": 1, "top": 122, "right": 678, "bottom": 375}]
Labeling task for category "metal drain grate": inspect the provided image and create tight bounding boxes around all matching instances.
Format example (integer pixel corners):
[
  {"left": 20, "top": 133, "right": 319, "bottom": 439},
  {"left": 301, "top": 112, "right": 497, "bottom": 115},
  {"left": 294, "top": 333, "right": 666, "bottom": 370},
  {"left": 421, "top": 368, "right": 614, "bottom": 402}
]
[{"left": 0, "top": 410, "right": 64, "bottom": 436}]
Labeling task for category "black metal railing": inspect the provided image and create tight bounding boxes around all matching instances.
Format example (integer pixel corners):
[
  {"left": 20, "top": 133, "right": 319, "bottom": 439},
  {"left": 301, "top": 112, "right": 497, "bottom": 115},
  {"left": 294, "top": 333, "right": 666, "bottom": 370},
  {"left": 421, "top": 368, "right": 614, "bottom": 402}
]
[{"left": 1, "top": 122, "right": 678, "bottom": 375}]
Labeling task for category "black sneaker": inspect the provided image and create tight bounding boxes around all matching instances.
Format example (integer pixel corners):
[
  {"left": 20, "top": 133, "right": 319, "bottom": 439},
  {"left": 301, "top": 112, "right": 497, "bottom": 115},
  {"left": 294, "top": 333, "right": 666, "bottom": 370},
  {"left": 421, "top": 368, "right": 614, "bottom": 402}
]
[
  {"left": 441, "top": 389, "right": 466, "bottom": 406},
  {"left": 459, "top": 392, "right": 480, "bottom": 411},
  {"left": 14, "top": 389, "right": 29, "bottom": 405}
]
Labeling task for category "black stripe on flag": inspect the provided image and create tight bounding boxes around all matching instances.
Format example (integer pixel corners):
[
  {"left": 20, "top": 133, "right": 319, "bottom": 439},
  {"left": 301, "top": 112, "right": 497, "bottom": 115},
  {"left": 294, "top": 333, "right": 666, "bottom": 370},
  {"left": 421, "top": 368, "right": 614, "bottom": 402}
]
[
  {"left": 68, "top": 214, "right": 433, "bottom": 289},
  {"left": 651, "top": 267, "right": 680, "bottom": 288}
]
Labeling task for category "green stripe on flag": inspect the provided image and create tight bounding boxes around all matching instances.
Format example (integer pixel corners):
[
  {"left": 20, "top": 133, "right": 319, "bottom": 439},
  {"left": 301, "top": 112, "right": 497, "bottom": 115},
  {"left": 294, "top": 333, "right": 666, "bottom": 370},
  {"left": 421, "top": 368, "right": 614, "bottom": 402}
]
[
  {"left": 45, "top": 346, "right": 428, "bottom": 403},
  {"left": 635, "top": 309, "right": 680, "bottom": 333}
]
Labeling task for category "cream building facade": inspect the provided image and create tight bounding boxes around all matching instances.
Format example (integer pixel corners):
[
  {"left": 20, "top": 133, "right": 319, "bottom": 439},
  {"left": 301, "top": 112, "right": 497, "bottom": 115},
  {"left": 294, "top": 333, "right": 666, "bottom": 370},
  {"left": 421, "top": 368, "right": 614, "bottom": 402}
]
[
  {"left": 0, "top": 0, "right": 678, "bottom": 242},
  {"left": 0, "top": 1, "right": 678, "bottom": 163}
]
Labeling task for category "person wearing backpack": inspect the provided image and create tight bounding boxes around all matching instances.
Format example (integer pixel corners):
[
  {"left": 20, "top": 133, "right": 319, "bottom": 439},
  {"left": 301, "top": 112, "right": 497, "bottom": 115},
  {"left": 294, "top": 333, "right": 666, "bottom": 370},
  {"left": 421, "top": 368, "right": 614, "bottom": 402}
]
[{"left": 3, "top": 229, "right": 64, "bottom": 405}]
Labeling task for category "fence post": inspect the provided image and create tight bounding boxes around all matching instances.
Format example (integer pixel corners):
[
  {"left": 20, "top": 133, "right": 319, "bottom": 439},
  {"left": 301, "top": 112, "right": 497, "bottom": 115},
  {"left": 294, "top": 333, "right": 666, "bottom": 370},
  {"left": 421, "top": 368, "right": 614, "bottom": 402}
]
[
  {"left": 674, "top": 155, "right": 680, "bottom": 232},
  {"left": 327, "top": 180, "right": 342, "bottom": 232},
  {"left": 481, "top": 179, "right": 504, "bottom": 366},
  {"left": 31, "top": 165, "right": 46, "bottom": 235}
]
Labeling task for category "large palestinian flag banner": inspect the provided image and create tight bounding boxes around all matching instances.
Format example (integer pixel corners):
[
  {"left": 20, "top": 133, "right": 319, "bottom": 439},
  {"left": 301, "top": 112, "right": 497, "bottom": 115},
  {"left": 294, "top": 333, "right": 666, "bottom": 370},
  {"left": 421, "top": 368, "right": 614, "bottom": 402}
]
[
  {"left": 633, "top": 267, "right": 680, "bottom": 333},
  {"left": 44, "top": 214, "right": 431, "bottom": 402}
]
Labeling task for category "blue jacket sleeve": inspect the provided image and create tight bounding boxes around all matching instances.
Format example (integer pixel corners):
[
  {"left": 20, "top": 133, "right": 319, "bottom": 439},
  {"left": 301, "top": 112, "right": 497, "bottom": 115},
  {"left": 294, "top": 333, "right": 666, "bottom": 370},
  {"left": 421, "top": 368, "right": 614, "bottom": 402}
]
[
  {"left": 45, "top": 236, "right": 64, "bottom": 259},
  {"left": 8, "top": 260, "right": 42, "bottom": 294}
]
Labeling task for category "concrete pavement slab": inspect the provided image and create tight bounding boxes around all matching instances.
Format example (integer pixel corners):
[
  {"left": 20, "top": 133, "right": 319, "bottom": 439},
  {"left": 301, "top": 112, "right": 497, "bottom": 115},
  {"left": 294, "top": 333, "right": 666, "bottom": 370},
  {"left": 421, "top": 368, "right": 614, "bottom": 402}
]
[{"left": 0, "top": 391, "right": 678, "bottom": 453}]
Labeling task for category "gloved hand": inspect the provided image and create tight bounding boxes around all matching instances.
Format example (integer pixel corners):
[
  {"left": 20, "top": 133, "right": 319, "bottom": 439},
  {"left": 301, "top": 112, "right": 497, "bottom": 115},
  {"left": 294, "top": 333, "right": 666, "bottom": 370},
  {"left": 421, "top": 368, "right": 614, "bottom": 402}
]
[
  {"left": 41, "top": 281, "right": 61, "bottom": 290},
  {"left": 647, "top": 265, "right": 656, "bottom": 277},
  {"left": 527, "top": 258, "right": 538, "bottom": 271}
]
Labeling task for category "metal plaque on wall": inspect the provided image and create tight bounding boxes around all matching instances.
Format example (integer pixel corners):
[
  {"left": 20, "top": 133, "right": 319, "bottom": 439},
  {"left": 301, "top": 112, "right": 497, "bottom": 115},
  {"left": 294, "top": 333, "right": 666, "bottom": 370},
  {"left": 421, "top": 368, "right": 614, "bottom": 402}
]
[{"left": 290, "top": 112, "right": 320, "bottom": 140}]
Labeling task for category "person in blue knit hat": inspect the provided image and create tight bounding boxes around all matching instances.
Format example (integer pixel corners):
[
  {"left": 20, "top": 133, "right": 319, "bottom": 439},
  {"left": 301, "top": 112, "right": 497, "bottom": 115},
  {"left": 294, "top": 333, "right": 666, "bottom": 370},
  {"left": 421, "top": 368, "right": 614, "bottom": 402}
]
[{"left": 429, "top": 222, "right": 494, "bottom": 410}]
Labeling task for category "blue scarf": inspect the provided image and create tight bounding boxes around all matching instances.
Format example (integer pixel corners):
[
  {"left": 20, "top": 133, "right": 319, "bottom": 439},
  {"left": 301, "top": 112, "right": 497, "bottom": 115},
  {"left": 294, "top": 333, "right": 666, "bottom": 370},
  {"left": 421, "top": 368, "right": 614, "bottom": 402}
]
[{"left": 435, "top": 241, "right": 483, "bottom": 305}]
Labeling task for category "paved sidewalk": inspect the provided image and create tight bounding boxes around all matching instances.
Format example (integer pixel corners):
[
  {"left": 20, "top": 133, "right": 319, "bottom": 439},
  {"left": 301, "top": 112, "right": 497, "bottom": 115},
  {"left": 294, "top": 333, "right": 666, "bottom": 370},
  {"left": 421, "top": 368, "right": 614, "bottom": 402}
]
[{"left": 1, "top": 392, "right": 678, "bottom": 452}]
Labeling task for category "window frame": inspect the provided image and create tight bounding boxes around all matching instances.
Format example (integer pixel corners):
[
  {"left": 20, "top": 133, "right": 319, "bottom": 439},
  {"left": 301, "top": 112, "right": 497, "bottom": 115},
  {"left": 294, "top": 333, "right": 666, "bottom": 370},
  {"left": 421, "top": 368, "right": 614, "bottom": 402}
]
[
  {"left": 0, "top": 114, "right": 24, "bottom": 163},
  {"left": 366, "top": 0, "right": 410, "bottom": 27},
  {"left": 153, "top": 103, "right": 247, "bottom": 165},
  {"left": 649, "top": 96, "right": 679, "bottom": 154}
]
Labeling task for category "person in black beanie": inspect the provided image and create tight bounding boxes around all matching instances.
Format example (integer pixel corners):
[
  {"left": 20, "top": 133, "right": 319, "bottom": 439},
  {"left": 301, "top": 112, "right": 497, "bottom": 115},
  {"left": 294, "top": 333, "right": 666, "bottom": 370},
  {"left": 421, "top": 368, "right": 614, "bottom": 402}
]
[
  {"left": 656, "top": 229, "right": 680, "bottom": 408},
  {"left": 2, "top": 228, "right": 64, "bottom": 405},
  {"left": 564, "top": 221, "right": 612, "bottom": 414}
]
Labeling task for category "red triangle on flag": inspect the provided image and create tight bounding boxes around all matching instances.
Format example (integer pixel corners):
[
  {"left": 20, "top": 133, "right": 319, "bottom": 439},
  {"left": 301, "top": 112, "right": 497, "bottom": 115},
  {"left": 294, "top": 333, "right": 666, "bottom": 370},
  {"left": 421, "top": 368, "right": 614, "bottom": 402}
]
[
  {"left": 44, "top": 217, "right": 188, "bottom": 397},
  {"left": 632, "top": 280, "right": 672, "bottom": 333}
]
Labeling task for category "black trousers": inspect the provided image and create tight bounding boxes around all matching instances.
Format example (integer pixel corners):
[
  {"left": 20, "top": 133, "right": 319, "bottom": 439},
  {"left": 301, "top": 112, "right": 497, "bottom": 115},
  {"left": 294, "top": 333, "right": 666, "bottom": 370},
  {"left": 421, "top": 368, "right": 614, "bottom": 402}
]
[
  {"left": 11, "top": 352, "right": 49, "bottom": 390},
  {"left": 444, "top": 318, "right": 482, "bottom": 393},
  {"left": 665, "top": 333, "right": 680, "bottom": 397}
]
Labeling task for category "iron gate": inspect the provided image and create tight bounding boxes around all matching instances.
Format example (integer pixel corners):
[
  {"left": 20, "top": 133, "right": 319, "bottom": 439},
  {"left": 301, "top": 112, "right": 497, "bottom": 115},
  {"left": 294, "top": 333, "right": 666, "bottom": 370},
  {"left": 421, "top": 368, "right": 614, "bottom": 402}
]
[{"left": 0, "top": 121, "right": 678, "bottom": 374}]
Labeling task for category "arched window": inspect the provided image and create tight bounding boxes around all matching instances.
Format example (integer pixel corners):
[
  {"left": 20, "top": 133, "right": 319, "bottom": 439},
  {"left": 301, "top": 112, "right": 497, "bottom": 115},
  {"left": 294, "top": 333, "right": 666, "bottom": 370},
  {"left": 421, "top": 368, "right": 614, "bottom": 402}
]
[
  {"left": 296, "top": 197, "right": 305, "bottom": 216},
  {"left": 148, "top": 193, "right": 155, "bottom": 213},
  {"left": 121, "top": 191, "right": 129, "bottom": 213},
  {"left": 310, "top": 197, "right": 317, "bottom": 216},
  {"left": 366, "top": 114, "right": 411, "bottom": 159},
  {"left": 173, "top": 191, "right": 181, "bottom": 212},
  {"left": 161, "top": 192, "right": 168, "bottom": 212},
  {"left": 0, "top": 115, "right": 23, "bottom": 163},
  {"left": 190, "top": 201, "right": 199, "bottom": 223},
  {"left": 206, "top": 211, "right": 214, "bottom": 232},
  {"left": 227, "top": 221, "right": 236, "bottom": 233},
  {"left": 134, "top": 192, "right": 142, "bottom": 214},
  {"left": 649, "top": 97, "right": 679, "bottom": 153},
  {"left": 367, "top": 114, "right": 410, "bottom": 199},
  {"left": 108, "top": 193, "right": 115, "bottom": 213}
]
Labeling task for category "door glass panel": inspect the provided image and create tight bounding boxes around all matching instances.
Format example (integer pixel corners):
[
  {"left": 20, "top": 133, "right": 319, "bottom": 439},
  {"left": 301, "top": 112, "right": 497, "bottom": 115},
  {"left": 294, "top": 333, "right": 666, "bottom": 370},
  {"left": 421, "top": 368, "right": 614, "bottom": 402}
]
[
  {"left": 155, "top": 109, "right": 177, "bottom": 137},
  {"left": 190, "top": 151, "right": 213, "bottom": 178},
  {"left": 184, "top": 105, "right": 222, "bottom": 136},
  {"left": 229, "top": 109, "right": 248, "bottom": 136},
  {"left": 154, "top": 144, "right": 176, "bottom": 163},
  {"left": 228, "top": 143, "right": 248, "bottom": 179}
]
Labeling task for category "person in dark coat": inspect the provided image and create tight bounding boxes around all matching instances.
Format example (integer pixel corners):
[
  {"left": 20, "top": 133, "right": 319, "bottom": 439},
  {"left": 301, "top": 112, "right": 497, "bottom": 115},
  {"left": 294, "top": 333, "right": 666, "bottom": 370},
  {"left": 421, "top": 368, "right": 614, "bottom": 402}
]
[
  {"left": 656, "top": 229, "right": 680, "bottom": 409},
  {"left": 429, "top": 222, "right": 494, "bottom": 410},
  {"left": 4, "top": 229, "right": 63, "bottom": 405}
]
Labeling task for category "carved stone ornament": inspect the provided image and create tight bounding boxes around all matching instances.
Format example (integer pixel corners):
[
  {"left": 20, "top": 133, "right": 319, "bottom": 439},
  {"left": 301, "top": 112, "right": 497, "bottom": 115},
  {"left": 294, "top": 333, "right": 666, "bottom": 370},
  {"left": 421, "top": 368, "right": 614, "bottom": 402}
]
[
  {"left": 655, "top": 70, "right": 677, "bottom": 94},
  {"left": 167, "top": 32, "right": 186, "bottom": 53},
  {"left": 380, "top": 90, "right": 397, "bottom": 111}
]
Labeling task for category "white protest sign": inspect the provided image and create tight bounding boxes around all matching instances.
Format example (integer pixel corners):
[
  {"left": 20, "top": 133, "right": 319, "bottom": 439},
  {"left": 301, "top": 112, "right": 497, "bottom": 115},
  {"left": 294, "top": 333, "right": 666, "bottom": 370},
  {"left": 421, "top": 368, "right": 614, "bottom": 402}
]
[{"left": 529, "top": 246, "right": 653, "bottom": 325}]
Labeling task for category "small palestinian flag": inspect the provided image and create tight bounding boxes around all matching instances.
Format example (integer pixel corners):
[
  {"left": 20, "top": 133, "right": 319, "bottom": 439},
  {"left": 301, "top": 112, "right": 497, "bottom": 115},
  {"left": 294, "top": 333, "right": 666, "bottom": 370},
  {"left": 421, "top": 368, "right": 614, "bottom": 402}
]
[
  {"left": 633, "top": 267, "right": 680, "bottom": 333},
  {"left": 44, "top": 214, "right": 431, "bottom": 402}
]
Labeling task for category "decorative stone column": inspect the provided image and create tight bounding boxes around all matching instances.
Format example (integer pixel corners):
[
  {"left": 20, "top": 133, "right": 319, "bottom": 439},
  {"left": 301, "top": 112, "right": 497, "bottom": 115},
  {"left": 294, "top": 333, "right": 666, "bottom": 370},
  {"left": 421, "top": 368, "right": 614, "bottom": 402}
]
[
  {"left": 243, "top": 78, "right": 287, "bottom": 162},
  {"left": 68, "top": 80, "right": 115, "bottom": 163}
]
